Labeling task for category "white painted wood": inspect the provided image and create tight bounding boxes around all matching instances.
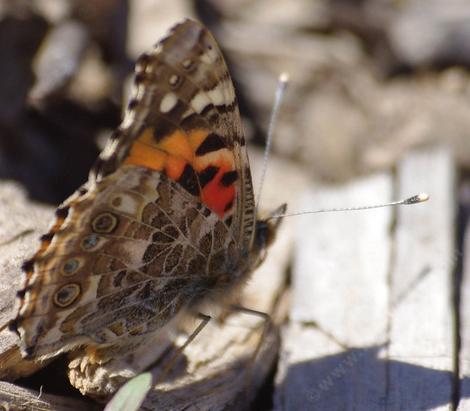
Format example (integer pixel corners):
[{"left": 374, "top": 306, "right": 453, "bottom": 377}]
[
  {"left": 388, "top": 146, "right": 455, "bottom": 411},
  {"left": 276, "top": 173, "right": 393, "bottom": 410}
]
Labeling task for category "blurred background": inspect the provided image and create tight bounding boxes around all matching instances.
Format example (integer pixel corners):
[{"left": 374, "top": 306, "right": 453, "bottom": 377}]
[
  {"left": 1, "top": 2, "right": 469, "bottom": 408},
  {"left": 1, "top": 0, "right": 470, "bottom": 203}
]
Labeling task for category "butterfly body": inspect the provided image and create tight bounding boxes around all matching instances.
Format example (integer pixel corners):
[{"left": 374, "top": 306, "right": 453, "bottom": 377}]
[{"left": 10, "top": 19, "right": 285, "bottom": 384}]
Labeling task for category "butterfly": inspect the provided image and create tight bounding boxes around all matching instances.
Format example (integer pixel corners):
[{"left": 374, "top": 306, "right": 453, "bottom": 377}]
[{"left": 9, "top": 18, "right": 285, "bottom": 392}]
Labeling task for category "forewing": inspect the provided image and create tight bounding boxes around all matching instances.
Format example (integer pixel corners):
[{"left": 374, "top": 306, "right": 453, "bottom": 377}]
[{"left": 93, "top": 19, "right": 255, "bottom": 249}]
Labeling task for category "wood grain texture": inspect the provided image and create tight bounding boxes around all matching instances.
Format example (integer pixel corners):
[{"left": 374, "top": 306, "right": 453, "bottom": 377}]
[
  {"left": 276, "top": 173, "right": 392, "bottom": 410},
  {"left": 0, "top": 381, "right": 99, "bottom": 411},
  {"left": 388, "top": 146, "right": 456, "bottom": 410},
  {"left": 275, "top": 145, "right": 456, "bottom": 410},
  {"left": 458, "top": 181, "right": 470, "bottom": 410},
  {"left": 0, "top": 182, "right": 54, "bottom": 381}
]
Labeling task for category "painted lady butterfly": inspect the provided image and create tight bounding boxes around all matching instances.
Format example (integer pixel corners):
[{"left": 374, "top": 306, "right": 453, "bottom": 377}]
[{"left": 10, "top": 18, "right": 285, "bottom": 394}]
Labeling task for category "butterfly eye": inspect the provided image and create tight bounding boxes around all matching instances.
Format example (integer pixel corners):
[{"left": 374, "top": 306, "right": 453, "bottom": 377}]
[
  {"left": 92, "top": 212, "right": 118, "bottom": 234},
  {"left": 53, "top": 283, "right": 81, "bottom": 307},
  {"left": 62, "top": 259, "right": 80, "bottom": 276}
]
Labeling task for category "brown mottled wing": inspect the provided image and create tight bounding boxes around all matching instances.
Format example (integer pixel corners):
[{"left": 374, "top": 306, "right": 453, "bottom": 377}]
[{"left": 12, "top": 19, "right": 255, "bottom": 359}]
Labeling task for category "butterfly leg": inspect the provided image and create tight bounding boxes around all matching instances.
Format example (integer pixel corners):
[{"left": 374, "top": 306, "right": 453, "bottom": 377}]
[
  {"left": 153, "top": 313, "right": 211, "bottom": 384},
  {"left": 229, "top": 305, "right": 273, "bottom": 363},
  {"left": 228, "top": 305, "right": 275, "bottom": 397}
]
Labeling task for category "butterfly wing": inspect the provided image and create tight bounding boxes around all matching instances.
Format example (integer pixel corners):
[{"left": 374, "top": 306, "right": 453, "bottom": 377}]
[
  {"left": 12, "top": 19, "right": 256, "bottom": 359},
  {"left": 94, "top": 19, "right": 255, "bottom": 248}
]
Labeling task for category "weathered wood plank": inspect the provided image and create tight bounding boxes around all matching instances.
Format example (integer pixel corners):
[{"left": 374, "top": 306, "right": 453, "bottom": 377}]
[
  {"left": 0, "top": 182, "right": 55, "bottom": 381},
  {"left": 275, "top": 145, "right": 456, "bottom": 410},
  {"left": 457, "top": 181, "right": 470, "bottom": 410},
  {"left": 0, "top": 182, "right": 53, "bottom": 327},
  {"left": 0, "top": 381, "right": 99, "bottom": 411},
  {"left": 275, "top": 173, "right": 393, "bottom": 410},
  {"left": 387, "top": 146, "right": 456, "bottom": 411}
]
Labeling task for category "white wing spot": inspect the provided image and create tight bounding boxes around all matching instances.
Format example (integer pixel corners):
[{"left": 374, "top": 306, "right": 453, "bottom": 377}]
[
  {"left": 169, "top": 74, "right": 179, "bottom": 86},
  {"left": 160, "top": 92, "right": 178, "bottom": 113},
  {"left": 207, "top": 80, "right": 230, "bottom": 106},
  {"left": 121, "top": 108, "right": 136, "bottom": 129},
  {"left": 182, "top": 59, "right": 193, "bottom": 69},
  {"left": 191, "top": 91, "right": 212, "bottom": 113},
  {"left": 188, "top": 79, "right": 235, "bottom": 114},
  {"left": 100, "top": 139, "right": 120, "bottom": 160},
  {"left": 200, "top": 48, "right": 218, "bottom": 65}
]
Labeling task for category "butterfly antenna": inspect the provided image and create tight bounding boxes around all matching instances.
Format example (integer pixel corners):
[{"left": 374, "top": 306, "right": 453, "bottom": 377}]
[
  {"left": 268, "top": 193, "right": 429, "bottom": 220},
  {"left": 255, "top": 73, "right": 289, "bottom": 216}
]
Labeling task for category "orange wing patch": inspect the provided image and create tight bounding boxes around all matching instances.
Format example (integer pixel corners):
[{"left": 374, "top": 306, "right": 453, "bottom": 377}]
[
  {"left": 123, "top": 128, "right": 166, "bottom": 171},
  {"left": 124, "top": 127, "right": 237, "bottom": 218}
]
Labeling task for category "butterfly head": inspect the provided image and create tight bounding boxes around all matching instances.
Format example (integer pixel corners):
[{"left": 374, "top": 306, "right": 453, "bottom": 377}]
[{"left": 251, "top": 203, "right": 287, "bottom": 268}]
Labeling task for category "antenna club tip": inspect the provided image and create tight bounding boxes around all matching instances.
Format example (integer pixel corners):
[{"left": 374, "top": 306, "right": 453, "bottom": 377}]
[
  {"left": 404, "top": 193, "right": 430, "bottom": 205},
  {"left": 279, "top": 72, "right": 289, "bottom": 84},
  {"left": 417, "top": 193, "right": 430, "bottom": 202}
]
